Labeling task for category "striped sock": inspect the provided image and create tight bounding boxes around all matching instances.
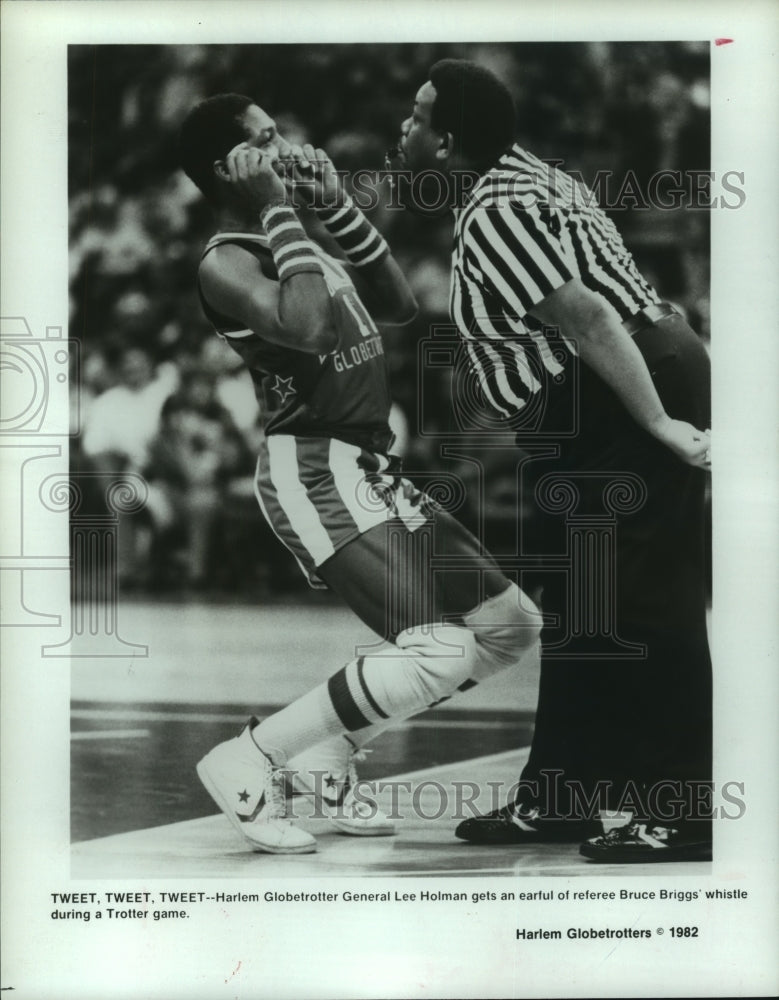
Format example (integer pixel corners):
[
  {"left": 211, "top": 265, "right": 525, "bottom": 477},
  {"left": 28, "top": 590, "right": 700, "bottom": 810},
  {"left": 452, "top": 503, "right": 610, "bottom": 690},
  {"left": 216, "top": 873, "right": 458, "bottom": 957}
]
[
  {"left": 251, "top": 626, "right": 477, "bottom": 760},
  {"left": 313, "top": 676, "right": 479, "bottom": 752},
  {"left": 250, "top": 658, "right": 390, "bottom": 761}
]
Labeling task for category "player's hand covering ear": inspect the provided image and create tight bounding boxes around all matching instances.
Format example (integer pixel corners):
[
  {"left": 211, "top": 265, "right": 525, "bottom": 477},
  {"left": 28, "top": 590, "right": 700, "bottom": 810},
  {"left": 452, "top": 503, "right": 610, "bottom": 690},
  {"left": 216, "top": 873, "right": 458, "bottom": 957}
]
[
  {"left": 225, "top": 142, "right": 288, "bottom": 209},
  {"left": 282, "top": 144, "right": 344, "bottom": 208}
]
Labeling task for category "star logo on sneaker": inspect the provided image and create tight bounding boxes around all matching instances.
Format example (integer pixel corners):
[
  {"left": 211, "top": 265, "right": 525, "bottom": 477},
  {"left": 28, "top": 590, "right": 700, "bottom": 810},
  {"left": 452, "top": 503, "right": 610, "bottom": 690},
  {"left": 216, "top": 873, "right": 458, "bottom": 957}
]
[
  {"left": 236, "top": 793, "right": 266, "bottom": 823},
  {"left": 315, "top": 773, "right": 351, "bottom": 809},
  {"left": 238, "top": 789, "right": 250, "bottom": 803}
]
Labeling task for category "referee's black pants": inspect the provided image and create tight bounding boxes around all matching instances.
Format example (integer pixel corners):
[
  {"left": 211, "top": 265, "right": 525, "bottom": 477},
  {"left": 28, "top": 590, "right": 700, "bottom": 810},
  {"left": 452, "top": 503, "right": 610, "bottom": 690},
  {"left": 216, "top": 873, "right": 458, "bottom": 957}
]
[{"left": 518, "top": 311, "right": 712, "bottom": 833}]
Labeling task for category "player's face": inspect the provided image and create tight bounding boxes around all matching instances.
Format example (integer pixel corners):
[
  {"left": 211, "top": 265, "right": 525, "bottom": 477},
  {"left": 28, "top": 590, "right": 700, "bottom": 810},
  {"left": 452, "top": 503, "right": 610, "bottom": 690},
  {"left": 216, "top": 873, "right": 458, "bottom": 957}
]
[
  {"left": 238, "top": 104, "right": 292, "bottom": 164},
  {"left": 396, "top": 81, "right": 446, "bottom": 173}
]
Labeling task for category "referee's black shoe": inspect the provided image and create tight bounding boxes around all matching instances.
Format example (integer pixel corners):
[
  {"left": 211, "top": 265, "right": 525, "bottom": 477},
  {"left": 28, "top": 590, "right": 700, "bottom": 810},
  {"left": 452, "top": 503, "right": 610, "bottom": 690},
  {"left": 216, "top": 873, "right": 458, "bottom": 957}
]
[
  {"left": 455, "top": 802, "right": 597, "bottom": 844},
  {"left": 579, "top": 822, "right": 712, "bottom": 863}
]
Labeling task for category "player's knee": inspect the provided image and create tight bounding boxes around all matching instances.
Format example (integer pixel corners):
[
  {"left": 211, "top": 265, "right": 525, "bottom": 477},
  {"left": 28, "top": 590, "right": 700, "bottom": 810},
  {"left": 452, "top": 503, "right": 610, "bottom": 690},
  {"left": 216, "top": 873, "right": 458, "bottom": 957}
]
[
  {"left": 465, "top": 583, "right": 543, "bottom": 672},
  {"left": 395, "top": 624, "right": 478, "bottom": 702}
]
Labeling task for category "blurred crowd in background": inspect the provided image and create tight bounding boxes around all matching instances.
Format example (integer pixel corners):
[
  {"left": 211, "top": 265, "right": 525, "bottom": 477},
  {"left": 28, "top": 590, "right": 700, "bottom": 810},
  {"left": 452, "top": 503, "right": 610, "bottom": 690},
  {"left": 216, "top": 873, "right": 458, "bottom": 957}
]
[{"left": 69, "top": 42, "right": 711, "bottom": 595}]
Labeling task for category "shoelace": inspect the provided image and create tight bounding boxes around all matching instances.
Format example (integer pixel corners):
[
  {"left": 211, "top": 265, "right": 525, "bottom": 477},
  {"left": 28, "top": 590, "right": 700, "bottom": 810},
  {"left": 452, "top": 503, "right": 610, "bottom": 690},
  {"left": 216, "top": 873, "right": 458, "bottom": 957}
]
[
  {"left": 602, "top": 822, "right": 676, "bottom": 843},
  {"left": 344, "top": 748, "right": 372, "bottom": 817},
  {"left": 264, "top": 757, "right": 288, "bottom": 821},
  {"left": 602, "top": 824, "right": 638, "bottom": 842},
  {"left": 346, "top": 746, "right": 369, "bottom": 775}
]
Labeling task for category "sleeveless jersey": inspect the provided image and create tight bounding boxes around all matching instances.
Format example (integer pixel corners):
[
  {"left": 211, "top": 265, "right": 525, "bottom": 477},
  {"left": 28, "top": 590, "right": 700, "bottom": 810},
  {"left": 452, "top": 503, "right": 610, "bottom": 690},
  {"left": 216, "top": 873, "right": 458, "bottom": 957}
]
[{"left": 198, "top": 232, "right": 394, "bottom": 456}]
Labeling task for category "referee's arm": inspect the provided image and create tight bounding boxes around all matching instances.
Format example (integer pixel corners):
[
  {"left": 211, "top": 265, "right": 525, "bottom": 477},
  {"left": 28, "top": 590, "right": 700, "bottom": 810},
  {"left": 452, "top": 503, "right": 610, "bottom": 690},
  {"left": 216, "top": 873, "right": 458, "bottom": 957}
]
[
  {"left": 464, "top": 200, "right": 709, "bottom": 468},
  {"left": 530, "top": 279, "right": 668, "bottom": 428},
  {"left": 529, "top": 280, "right": 709, "bottom": 466}
]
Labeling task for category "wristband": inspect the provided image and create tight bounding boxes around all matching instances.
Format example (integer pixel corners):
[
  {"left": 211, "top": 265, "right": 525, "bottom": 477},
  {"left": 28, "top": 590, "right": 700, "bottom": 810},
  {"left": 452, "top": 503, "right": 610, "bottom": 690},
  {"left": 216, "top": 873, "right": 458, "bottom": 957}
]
[
  {"left": 316, "top": 195, "right": 389, "bottom": 268},
  {"left": 260, "top": 202, "right": 325, "bottom": 281}
]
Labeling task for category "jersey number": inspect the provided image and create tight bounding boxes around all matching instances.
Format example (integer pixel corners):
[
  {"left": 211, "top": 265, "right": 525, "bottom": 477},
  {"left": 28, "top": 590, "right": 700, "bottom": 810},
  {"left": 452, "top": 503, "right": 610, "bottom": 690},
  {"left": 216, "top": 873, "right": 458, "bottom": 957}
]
[{"left": 342, "top": 292, "right": 377, "bottom": 339}]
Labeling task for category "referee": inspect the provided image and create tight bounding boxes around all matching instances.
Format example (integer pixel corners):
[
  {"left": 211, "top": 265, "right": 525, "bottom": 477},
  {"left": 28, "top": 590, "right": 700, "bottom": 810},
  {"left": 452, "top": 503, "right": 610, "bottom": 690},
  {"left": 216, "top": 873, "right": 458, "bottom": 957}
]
[{"left": 393, "top": 59, "right": 712, "bottom": 863}]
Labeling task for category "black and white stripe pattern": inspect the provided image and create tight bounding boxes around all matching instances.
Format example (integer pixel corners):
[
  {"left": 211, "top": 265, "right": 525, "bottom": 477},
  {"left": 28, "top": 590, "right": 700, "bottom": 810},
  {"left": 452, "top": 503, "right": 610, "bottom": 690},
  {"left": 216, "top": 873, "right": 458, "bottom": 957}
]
[
  {"left": 317, "top": 196, "right": 389, "bottom": 268},
  {"left": 327, "top": 657, "right": 390, "bottom": 731},
  {"left": 450, "top": 143, "right": 661, "bottom": 416}
]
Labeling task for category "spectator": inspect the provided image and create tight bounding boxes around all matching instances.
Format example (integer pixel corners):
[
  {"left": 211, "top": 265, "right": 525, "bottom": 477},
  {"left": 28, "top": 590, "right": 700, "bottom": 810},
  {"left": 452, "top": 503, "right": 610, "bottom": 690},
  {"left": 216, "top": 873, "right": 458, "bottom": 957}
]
[
  {"left": 81, "top": 345, "right": 178, "bottom": 584},
  {"left": 144, "top": 367, "right": 251, "bottom": 587}
]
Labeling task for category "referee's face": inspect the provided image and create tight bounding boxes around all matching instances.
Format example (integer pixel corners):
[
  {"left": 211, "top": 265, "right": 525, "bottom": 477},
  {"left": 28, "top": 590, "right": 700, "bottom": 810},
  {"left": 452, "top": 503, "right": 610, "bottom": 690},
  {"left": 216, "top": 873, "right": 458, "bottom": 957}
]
[{"left": 399, "top": 81, "right": 447, "bottom": 173}]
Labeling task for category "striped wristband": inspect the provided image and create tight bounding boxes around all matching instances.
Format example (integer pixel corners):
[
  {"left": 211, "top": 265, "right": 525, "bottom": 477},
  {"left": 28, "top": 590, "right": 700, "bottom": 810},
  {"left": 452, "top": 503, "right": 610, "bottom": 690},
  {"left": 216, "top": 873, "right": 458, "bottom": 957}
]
[
  {"left": 260, "top": 201, "right": 325, "bottom": 281},
  {"left": 316, "top": 195, "right": 389, "bottom": 268}
]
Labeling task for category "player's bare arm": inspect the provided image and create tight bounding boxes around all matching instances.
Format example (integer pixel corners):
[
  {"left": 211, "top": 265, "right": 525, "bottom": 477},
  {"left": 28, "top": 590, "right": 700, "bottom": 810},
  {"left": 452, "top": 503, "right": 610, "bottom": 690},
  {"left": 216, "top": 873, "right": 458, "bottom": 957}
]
[
  {"left": 198, "top": 244, "right": 334, "bottom": 354},
  {"left": 286, "top": 143, "right": 418, "bottom": 326},
  {"left": 349, "top": 253, "right": 418, "bottom": 327},
  {"left": 529, "top": 278, "right": 711, "bottom": 469},
  {"left": 201, "top": 142, "right": 338, "bottom": 354}
]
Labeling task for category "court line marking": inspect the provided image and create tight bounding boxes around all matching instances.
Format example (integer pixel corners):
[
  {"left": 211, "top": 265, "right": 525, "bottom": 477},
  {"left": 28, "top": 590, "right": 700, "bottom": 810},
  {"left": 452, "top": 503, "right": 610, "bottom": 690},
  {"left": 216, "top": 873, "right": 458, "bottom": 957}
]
[
  {"left": 72, "top": 709, "right": 257, "bottom": 724},
  {"left": 376, "top": 747, "right": 528, "bottom": 783},
  {"left": 70, "top": 708, "right": 526, "bottom": 731},
  {"left": 71, "top": 729, "right": 151, "bottom": 741}
]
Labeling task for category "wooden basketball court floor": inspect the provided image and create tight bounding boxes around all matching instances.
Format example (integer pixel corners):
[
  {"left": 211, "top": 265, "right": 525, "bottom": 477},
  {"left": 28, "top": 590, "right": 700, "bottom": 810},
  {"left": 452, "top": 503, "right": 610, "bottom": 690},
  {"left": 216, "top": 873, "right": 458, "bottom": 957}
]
[{"left": 71, "top": 597, "right": 710, "bottom": 878}]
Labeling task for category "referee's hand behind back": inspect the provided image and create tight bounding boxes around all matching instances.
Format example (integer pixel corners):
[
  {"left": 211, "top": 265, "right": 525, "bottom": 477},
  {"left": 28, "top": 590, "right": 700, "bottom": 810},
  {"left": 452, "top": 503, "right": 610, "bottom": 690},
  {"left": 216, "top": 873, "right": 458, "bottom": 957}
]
[{"left": 651, "top": 418, "right": 711, "bottom": 469}]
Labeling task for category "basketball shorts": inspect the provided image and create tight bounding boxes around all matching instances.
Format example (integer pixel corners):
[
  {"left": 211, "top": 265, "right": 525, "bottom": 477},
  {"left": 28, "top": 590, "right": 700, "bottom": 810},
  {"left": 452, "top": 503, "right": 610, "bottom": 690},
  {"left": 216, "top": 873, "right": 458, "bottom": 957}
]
[
  {"left": 254, "top": 433, "right": 509, "bottom": 637},
  {"left": 254, "top": 434, "right": 432, "bottom": 588}
]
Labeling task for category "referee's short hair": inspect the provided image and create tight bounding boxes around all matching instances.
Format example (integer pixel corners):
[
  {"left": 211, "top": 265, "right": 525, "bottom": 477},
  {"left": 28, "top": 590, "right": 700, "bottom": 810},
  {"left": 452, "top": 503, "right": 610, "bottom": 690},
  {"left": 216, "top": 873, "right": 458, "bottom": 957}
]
[
  {"left": 179, "top": 93, "right": 255, "bottom": 202},
  {"left": 429, "top": 59, "right": 515, "bottom": 170}
]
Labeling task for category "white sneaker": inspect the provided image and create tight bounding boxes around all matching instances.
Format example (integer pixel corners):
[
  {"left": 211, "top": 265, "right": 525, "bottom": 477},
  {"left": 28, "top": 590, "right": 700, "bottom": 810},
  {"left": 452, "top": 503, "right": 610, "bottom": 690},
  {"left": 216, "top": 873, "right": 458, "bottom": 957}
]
[
  {"left": 286, "top": 736, "right": 396, "bottom": 837},
  {"left": 196, "top": 718, "right": 316, "bottom": 854}
]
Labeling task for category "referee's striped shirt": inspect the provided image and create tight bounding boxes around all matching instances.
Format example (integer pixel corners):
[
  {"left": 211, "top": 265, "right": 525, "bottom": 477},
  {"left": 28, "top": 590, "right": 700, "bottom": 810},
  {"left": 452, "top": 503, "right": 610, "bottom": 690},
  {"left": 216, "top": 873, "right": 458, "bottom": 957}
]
[{"left": 450, "top": 142, "right": 661, "bottom": 417}]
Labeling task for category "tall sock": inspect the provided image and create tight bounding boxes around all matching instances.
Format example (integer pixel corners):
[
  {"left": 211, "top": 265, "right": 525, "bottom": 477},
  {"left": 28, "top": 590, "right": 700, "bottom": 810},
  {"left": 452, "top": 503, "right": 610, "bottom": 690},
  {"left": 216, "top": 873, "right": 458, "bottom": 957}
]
[
  {"left": 252, "top": 624, "right": 477, "bottom": 760},
  {"left": 276, "top": 584, "right": 542, "bottom": 762},
  {"left": 287, "top": 668, "right": 482, "bottom": 763}
]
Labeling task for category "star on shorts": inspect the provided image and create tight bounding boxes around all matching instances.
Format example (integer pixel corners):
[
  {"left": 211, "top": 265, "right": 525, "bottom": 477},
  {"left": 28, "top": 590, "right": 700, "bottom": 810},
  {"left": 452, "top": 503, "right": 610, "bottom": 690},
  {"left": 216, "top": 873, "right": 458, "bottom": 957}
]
[{"left": 270, "top": 375, "right": 296, "bottom": 404}]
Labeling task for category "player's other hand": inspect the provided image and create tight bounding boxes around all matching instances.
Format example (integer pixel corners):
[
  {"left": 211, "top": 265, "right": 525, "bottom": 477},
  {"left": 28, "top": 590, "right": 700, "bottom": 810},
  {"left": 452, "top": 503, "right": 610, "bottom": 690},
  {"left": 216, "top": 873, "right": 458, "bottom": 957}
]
[
  {"left": 224, "top": 142, "right": 288, "bottom": 209},
  {"left": 652, "top": 417, "right": 711, "bottom": 469},
  {"left": 281, "top": 144, "right": 344, "bottom": 208}
]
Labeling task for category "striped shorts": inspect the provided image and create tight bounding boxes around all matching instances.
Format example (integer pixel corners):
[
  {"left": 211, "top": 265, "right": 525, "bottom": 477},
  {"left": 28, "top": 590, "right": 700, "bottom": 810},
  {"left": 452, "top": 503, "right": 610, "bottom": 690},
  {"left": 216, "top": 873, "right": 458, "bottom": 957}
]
[{"left": 254, "top": 434, "right": 435, "bottom": 589}]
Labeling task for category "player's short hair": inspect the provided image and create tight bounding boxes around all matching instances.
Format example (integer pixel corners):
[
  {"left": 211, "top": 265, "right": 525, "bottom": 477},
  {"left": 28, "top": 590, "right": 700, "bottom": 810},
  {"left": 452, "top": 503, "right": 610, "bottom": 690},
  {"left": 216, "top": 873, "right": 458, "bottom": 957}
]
[
  {"left": 179, "top": 94, "right": 255, "bottom": 202},
  {"left": 429, "top": 59, "right": 516, "bottom": 170}
]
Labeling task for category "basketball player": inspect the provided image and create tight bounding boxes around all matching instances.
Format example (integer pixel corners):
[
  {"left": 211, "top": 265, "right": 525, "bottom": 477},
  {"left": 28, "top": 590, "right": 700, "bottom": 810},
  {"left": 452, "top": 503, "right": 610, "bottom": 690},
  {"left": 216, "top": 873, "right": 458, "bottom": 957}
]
[{"left": 178, "top": 94, "right": 543, "bottom": 853}]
